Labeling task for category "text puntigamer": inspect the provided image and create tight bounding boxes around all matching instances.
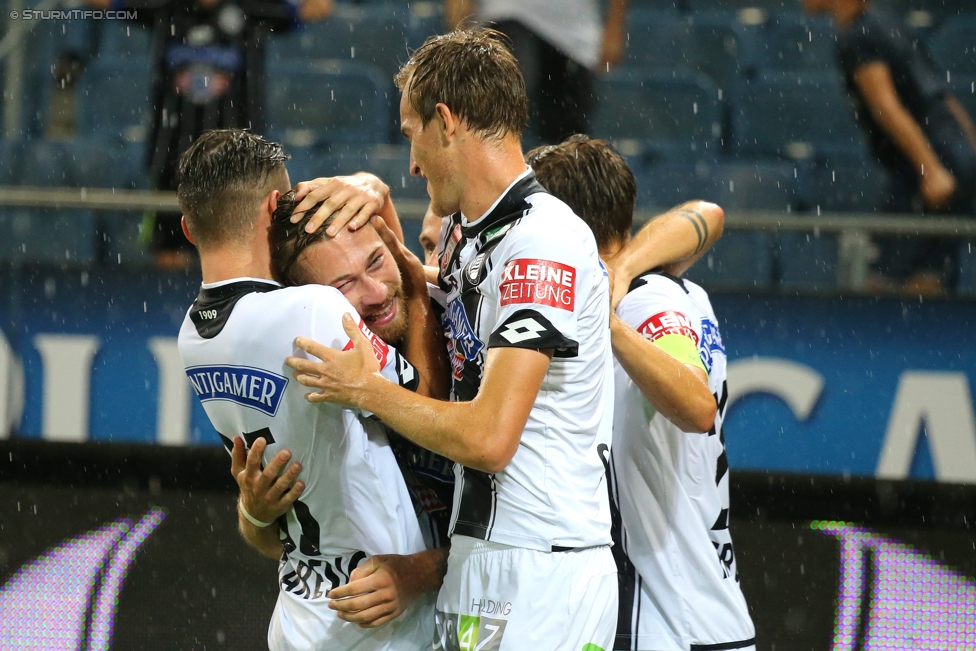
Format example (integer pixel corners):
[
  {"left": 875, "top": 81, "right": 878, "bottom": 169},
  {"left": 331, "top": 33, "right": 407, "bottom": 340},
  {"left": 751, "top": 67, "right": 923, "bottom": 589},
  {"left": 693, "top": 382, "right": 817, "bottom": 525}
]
[{"left": 186, "top": 365, "right": 288, "bottom": 417}]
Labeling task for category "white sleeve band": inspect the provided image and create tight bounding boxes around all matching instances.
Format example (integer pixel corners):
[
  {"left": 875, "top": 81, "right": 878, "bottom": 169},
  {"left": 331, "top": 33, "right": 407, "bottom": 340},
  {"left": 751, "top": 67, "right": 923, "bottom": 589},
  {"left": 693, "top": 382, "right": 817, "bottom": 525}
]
[{"left": 238, "top": 499, "right": 274, "bottom": 528}]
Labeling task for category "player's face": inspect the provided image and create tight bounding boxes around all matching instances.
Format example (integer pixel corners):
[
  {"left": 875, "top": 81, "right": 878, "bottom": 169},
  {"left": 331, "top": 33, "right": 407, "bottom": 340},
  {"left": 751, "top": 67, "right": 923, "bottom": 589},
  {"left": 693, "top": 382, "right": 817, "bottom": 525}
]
[
  {"left": 400, "top": 89, "right": 461, "bottom": 217},
  {"left": 419, "top": 203, "right": 442, "bottom": 267},
  {"left": 297, "top": 225, "right": 409, "bottom": 343}
]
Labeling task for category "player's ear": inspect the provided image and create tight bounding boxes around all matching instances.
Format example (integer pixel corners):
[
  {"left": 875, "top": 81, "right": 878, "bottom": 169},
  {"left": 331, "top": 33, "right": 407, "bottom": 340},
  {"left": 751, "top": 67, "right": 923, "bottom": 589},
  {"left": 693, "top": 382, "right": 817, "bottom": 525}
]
[
  {"left": 434, "top": 102, "right": 456, "bottom": 143},
  {"left": 260, "top": 190, "right": 280, "bottom": 227},
  {"left": 180, "top": 215, "right": 195, "bottom": 245}
]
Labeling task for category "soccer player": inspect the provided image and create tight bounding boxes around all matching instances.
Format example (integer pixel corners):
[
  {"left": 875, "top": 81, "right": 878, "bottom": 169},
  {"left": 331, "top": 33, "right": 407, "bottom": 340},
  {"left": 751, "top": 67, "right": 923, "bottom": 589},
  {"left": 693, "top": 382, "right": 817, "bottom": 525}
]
[
  {"left": 176, "top": 129, "right": 448, "bottom": 651},
  {"left": 285, "top": 28, "right": 618, "bottom": 650},
  {"left": 528, "top": 135, "right": 756, "bottom": 651}
]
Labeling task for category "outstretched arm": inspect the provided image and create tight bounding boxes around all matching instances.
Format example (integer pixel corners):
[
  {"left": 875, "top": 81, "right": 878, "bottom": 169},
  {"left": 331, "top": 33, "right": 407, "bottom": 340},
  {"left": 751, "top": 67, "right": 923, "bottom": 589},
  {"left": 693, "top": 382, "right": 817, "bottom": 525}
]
[
  {"left": 287, "top": 319, "right": 551, "bottom": 474},
  {"left": 604, "top": 201, "right": 724, "bottom": 307},
  {"left": 853, "top": 62, "right": 956, "bottom": 210},
  {"left": 290, "top": 173, "right": 405, "bottom": 241}
]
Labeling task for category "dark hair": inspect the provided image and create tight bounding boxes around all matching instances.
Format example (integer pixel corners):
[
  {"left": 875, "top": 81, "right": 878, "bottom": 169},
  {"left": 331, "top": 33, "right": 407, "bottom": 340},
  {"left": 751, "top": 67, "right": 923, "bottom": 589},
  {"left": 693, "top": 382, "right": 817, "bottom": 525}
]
[
  {"left": 268, "top": 190, "right": 337, "bottom": 285},
  {"left": 395, "top": 28, "right": 528, "bottom": 141},
  {"left": 526, "top": 135, "right": 636, "bottom": 251},
  {"left": 177, "top": 129, "right": 290, "bottom": 249}
]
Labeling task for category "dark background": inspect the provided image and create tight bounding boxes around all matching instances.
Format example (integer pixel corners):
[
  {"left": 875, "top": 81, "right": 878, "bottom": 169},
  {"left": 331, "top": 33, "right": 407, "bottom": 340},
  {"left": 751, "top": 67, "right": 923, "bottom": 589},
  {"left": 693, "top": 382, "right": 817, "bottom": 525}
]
[{"left": 2, "top": 442, "right": 975, "bottom": 651}]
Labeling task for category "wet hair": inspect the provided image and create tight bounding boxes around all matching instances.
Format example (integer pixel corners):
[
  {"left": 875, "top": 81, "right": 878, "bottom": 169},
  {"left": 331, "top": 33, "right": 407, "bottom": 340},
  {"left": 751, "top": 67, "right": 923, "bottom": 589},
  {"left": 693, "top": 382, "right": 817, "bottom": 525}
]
[
  {"left": 177, "top": 129, "right": 290, "bottom": 249},
  {"left": 268, "top": 190, "right": 337, "bottom": 286},
  {"left": 526, "top": 135, "right": 636, "bottom": 251},
  {"left": 395, "top": 28, "right": 528, "bottom": 141}
]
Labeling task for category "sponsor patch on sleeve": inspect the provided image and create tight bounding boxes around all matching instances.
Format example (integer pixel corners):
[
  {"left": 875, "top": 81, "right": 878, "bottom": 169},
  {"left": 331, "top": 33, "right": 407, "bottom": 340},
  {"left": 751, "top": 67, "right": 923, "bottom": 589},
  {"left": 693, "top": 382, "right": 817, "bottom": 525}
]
[
  {"left": 637, "top": 311, "right": 699, "bottom": 345},
  {"left": 500, "top": 258, "right": 576, "bottom": 312},
  {"left": 343, "top": 318, "right": 389, "bottom": 367}
]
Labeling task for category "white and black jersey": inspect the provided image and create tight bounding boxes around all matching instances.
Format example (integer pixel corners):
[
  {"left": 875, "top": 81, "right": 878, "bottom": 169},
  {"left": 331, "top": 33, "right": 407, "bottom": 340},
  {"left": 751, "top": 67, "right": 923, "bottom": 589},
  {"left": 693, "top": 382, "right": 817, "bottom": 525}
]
[
  {"left": 178, "top": 278, "right": 433, "bottom": 650},
  {"left": 609, "top": 271, "right": 755, "bottom": 651},
  {"left": 437, "top": 169, "right": 614, "bottom": 552}
]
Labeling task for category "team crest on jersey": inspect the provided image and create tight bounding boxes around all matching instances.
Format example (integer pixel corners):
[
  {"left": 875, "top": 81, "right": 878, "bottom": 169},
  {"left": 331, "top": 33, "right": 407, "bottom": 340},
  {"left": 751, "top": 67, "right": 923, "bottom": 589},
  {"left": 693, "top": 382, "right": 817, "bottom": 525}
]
[
  {"left": 499, "top": 258, "right": 576, "bottom": 311},
  {"left": 445, "top": 297, "right": 484, "bottom": 366},
  {"left": 343, "top": 318, "right": 389, "bottom": 367},
  {"left": 186, "top": 365, "right": 287, "bottom": 416},
  {"left": 638, "top": 311, "right": 699, "bottom": 345},
  {"left": 698, "top": 317, "right": 725, "bottom": 373}
]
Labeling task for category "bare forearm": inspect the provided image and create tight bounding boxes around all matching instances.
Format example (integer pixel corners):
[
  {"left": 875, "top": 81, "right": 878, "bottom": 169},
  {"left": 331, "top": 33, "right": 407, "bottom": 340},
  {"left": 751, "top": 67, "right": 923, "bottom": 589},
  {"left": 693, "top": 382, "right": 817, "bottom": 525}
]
[
  {"left": 610, "top": 316, "right": 715, "bottom": 433},
  {"left": 946, "top": 95, "right": 976, "bottom": 154},
  {"left": 874, "top": 101, "right": 943, "bottom": 174},
  {"left": 238, "top": 513, "right": 283, "bottom": 560},
  {"left": 400, "top": 295, "right": 451, "bottom": 400},
  {"left": 609, "top": 201, "right": 724, "bottom": 281},
  {"left": 404, "top": 547, "right": 449, "bottom": 594}
]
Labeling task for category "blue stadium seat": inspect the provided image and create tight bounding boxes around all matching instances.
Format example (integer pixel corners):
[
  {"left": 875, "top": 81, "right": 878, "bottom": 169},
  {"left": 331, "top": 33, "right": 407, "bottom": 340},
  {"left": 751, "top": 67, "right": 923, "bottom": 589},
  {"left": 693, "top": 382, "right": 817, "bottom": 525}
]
[
  {"left": 592, "top": 70, "right": 723, "bottom": 160},
  {"left": 714, "top": 160, "right": 801, "bottom": 210},
  {"left": 797, "top": 156, "right": 891, "bottom": 212},
  {"left": 0, "top": 207, "right": 97, "bottom": 264},
  {"left": 22, "top": 139, "right": 117, "bottom": 188},
  {"left": 929, "top": 15, "right": 976, "bottom": 74},
  {"left": 634, "top": 162, "right": 721, "bottom": 209},
  {"left": 268, "top": 5, "right": 411, "bottom": 83},
  {"left": 758, "top": 13, "right": 837, "bottom": 72},
  {"left": 950, "top": 74, "right": 976, "bottom": 122},
  {"left": 876, "top": 0, "right": 973, "bottom": 21},
  {"left": 623, "top": 10, "right": 760, "bottom": 89},
  {"left": 0, "top": 140, "right": 25, "bottom": 185},
  {"left": 688, "top": 0, "right": 794, "bottom": 13},
  {"left": 284, "top": 144, "right": 370, "bottom": 183},
  {"left": 265, "top": 60, "right": 388, "bottom": 146},
  {"left": 959, "top": 239, "right": 976, "bottom": 296},
  {"left": 363, "top": 146, "right": 428, "bottom": 201},
  {"left": 731, "top": 70, "right": 867, "bottom": 159},
  {"left": 628, "top": 0, "right": 686, "bottom": 9},
  {"left": 98, "top": 21, "right": 153, "bottom": 58},
  {"left": 683, "top": 231, "right": 775, "bottom": 289},
  {"left": 776, "top": 230, "right": 840, "bottom": 291},
  {"left": 76, "top": 58, "right": 154, "bottom": 141}
]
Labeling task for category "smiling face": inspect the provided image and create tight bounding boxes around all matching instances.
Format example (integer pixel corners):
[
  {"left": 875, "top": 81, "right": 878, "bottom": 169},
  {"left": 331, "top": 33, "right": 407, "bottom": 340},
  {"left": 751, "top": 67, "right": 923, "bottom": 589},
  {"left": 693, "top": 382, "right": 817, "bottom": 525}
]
[
  {"left": 419, "top": 203, "right": 443, "bottom": 266},
  {"left": 295, "top": 224, "right": 408, "bottom": 344},
  {"left": 400, "top": 90, "right": 461, "bottom": 218}
]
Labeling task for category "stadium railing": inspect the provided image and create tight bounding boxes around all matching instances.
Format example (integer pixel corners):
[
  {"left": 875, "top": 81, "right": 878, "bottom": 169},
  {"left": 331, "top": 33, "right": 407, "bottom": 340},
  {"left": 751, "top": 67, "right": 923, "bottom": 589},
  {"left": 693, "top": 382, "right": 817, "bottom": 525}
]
[{"left": 1, "top": 184, "right": 974, "bottom": 293}]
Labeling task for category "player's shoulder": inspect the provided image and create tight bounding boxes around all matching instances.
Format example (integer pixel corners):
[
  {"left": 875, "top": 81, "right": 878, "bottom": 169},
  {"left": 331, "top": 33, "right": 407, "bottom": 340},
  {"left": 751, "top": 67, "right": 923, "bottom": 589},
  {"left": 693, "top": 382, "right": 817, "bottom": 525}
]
[
  {"left": 505, "top": 192, "right": 596, "bottom": 254},
  {"left": 260, "top": 283, "right": 348, "bottom": 310},
  {"left": 622, "top": 271, "right": 693, "bottom": 305}
]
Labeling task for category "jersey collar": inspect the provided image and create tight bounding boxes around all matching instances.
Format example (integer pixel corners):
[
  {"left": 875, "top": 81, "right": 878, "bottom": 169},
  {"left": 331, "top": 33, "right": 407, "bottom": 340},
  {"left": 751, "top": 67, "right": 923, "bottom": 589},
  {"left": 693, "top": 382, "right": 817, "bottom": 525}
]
[
  {"left": 459, "top": 169, "right": 549, "bottom": 239},
  {"left": 190, "top": 279, "right": 281, "bottom": 339}
]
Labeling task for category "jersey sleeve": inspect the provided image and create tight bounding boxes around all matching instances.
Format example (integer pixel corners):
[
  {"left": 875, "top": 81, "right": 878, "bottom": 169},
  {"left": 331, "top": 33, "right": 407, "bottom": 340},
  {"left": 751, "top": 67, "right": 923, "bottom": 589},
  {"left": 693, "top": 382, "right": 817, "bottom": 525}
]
[
  {"left": 307, "top": 288, "right": 420, "bottom": 394},
  {"left": 486, "top": 222, "right": 592, "bottom": 355},
  {"left": 616, "top": 278, "right": 706, "bottom": 374}
]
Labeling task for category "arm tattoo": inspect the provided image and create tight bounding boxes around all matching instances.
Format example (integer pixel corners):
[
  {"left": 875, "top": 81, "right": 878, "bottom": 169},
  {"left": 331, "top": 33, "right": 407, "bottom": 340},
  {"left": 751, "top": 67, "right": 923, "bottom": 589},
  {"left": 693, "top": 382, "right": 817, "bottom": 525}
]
[{"left": 676, "top": 209, "right": 709, "bottom": 254}]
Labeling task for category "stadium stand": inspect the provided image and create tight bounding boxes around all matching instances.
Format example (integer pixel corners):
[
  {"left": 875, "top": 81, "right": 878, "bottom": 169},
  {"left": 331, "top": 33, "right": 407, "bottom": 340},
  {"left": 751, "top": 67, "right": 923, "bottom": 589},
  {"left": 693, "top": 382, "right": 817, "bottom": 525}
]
[
  {"left": 76, "top": 59, "right": 154, "bottom": 142},
  {"left": 758, "top": 12, "right": 837, "bottom": 72},
  {"left": 929, "top": 14, "right": 976, "bottom": 74}
]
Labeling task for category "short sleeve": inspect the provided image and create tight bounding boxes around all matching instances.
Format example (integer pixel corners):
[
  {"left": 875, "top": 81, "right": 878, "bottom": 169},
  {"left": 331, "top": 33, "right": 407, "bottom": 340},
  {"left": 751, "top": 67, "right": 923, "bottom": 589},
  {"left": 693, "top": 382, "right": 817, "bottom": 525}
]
[
  {"left": 307, "top": 288, "right": 419, "bottom": 394},
  {"left": 617, "top": 278, "right": 706, "bottom": 374},
  {"left": 837, "top": 23, "right": 888, "bottom": 73},
  {"left": 486, "top": 220, "right": 596, "bottom": 356}
]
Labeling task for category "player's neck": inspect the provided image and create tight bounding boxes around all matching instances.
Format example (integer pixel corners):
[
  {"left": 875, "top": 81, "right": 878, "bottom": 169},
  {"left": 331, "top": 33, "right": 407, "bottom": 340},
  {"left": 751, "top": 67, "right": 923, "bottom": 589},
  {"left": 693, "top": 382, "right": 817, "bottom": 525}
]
[
  {"left": 459, "top": 137, "right": 530, "bottom": 224},
  {"left": 198, "top": 247, "right": 275, "bottom": 285}
]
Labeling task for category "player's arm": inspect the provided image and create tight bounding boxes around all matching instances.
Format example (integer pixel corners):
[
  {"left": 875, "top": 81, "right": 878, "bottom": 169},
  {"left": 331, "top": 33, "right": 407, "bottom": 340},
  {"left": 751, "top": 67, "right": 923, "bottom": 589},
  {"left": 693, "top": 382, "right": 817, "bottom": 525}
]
[
  {"left": 288, "top": 321, "right": 551, "bottom": 473},
  {"left": 231, "top": 436, "right": 305, "bottom": 560},
  {"left": 853, "top": 62, "right": 956, "bottom": 210},
  {"left": 371, "top": 216, "right": 450, "bottom": 400},
  {"left": 290, "top": 172, "right": 405, "bottom": 241},
  {"left": 326, "top": 547, "right": 449, "bottom": 628},
  {"left": 945, "top": 93, "right": 976, "bottom": 154},
  {"left": 603, "top": 201, "right": 724, "bottom": 308},
  {"left": 610, "top": 314, "right": 715, "bottom": 433},
  {"left": 600, "top": 0, "right": 629, "bottom": 70}
]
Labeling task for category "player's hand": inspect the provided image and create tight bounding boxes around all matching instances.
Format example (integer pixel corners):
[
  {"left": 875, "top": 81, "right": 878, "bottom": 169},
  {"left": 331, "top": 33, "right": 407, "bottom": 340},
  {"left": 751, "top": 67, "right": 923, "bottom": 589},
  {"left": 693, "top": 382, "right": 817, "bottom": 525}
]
[
  {"left": 371, "top": 215, "right": 428, "bottom": 304},
  {"left": 291, "top": 173, "right": 390, "bottom": 236},
  {"left": 286, "top": 315, "right": 383, "bottom": 407},
  {"left": 920, "top": 164, "right": 957, "bottom": 211},
  {"left": 326, "top": 555, "right": 424, "bottom": 628},
  {"left": 231, "top": 436, "right": 305, "bottom": 524}
]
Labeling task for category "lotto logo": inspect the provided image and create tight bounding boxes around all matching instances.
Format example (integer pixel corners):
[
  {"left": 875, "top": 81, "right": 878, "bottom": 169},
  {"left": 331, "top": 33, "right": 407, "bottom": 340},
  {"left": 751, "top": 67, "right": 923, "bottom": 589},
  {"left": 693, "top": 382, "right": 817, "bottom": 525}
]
[
  {"left": 343, "top": 318, "right": 389, "bottom": 367},
  {"left": 637, "top": 311, "right": 699, "bottom": 345},
  {"left": 497, "top": 317, "right": 546, "bottom": 344},
  {"left": 500, "top": 258, "right": 576, "bottom": 311}
]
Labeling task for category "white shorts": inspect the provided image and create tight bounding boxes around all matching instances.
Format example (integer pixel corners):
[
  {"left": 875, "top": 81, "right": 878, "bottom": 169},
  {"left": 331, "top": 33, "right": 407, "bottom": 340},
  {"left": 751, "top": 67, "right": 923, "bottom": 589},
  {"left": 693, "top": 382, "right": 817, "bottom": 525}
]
[
  {"left": 434, "top": 535, "right": 618, "bottom": 651},
  {"left": 269, "top": 588, "right": 435, "bottom": 651}
]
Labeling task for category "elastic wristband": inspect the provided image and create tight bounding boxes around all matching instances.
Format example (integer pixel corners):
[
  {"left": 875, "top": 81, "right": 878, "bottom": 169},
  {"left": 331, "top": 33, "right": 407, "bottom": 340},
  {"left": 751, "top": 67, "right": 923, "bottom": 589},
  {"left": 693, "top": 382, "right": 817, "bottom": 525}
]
[{"left": 238, "top": 500, "right": 274, "bottom": 528}]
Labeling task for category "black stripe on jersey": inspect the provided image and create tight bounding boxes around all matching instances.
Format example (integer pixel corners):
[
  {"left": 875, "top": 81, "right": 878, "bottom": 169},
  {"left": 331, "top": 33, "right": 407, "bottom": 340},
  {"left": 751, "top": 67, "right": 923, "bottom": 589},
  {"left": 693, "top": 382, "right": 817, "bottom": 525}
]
[
  {"left": 450, "top": 467, "right": 497, "bottom": 540},
  {"left": 712, "top": 508, "right": 730, "bottom": 531},
  {"left": 190, "top": 280, "right": 279, "bottom": 339},
  {"left": 690, "top": 638, "right": 757, "bottom": 650},
  {"left": 488, "top": 309, "right": 579, "bottom": 356},
  {"left": 461, "top": 174, "right": 549, "bottom": 239},
  {"left": 715, "top": 448, "right": 729, "bottom": 486},
  {"left": 243, "top": 427, "right": 275, "bottom": 448},
  {"left": 600, "top": 444, "right": 639, "bottom": 650},
  {"left": 627, "top": 268, "right": 690, "bottom": 295}
]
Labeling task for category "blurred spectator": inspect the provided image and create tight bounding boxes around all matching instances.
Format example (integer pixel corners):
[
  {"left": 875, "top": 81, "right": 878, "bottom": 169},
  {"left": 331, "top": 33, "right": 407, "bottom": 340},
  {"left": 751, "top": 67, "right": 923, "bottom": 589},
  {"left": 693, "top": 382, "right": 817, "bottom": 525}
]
[
  {"left": 805, "top": 0, "right": 976, "bottom": 294},
  {"left": 86, "top": 0, "right": 332, "bottom": 267},
  {"left": 445, "top": 0, "right": 628, "bottom": 146}
]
